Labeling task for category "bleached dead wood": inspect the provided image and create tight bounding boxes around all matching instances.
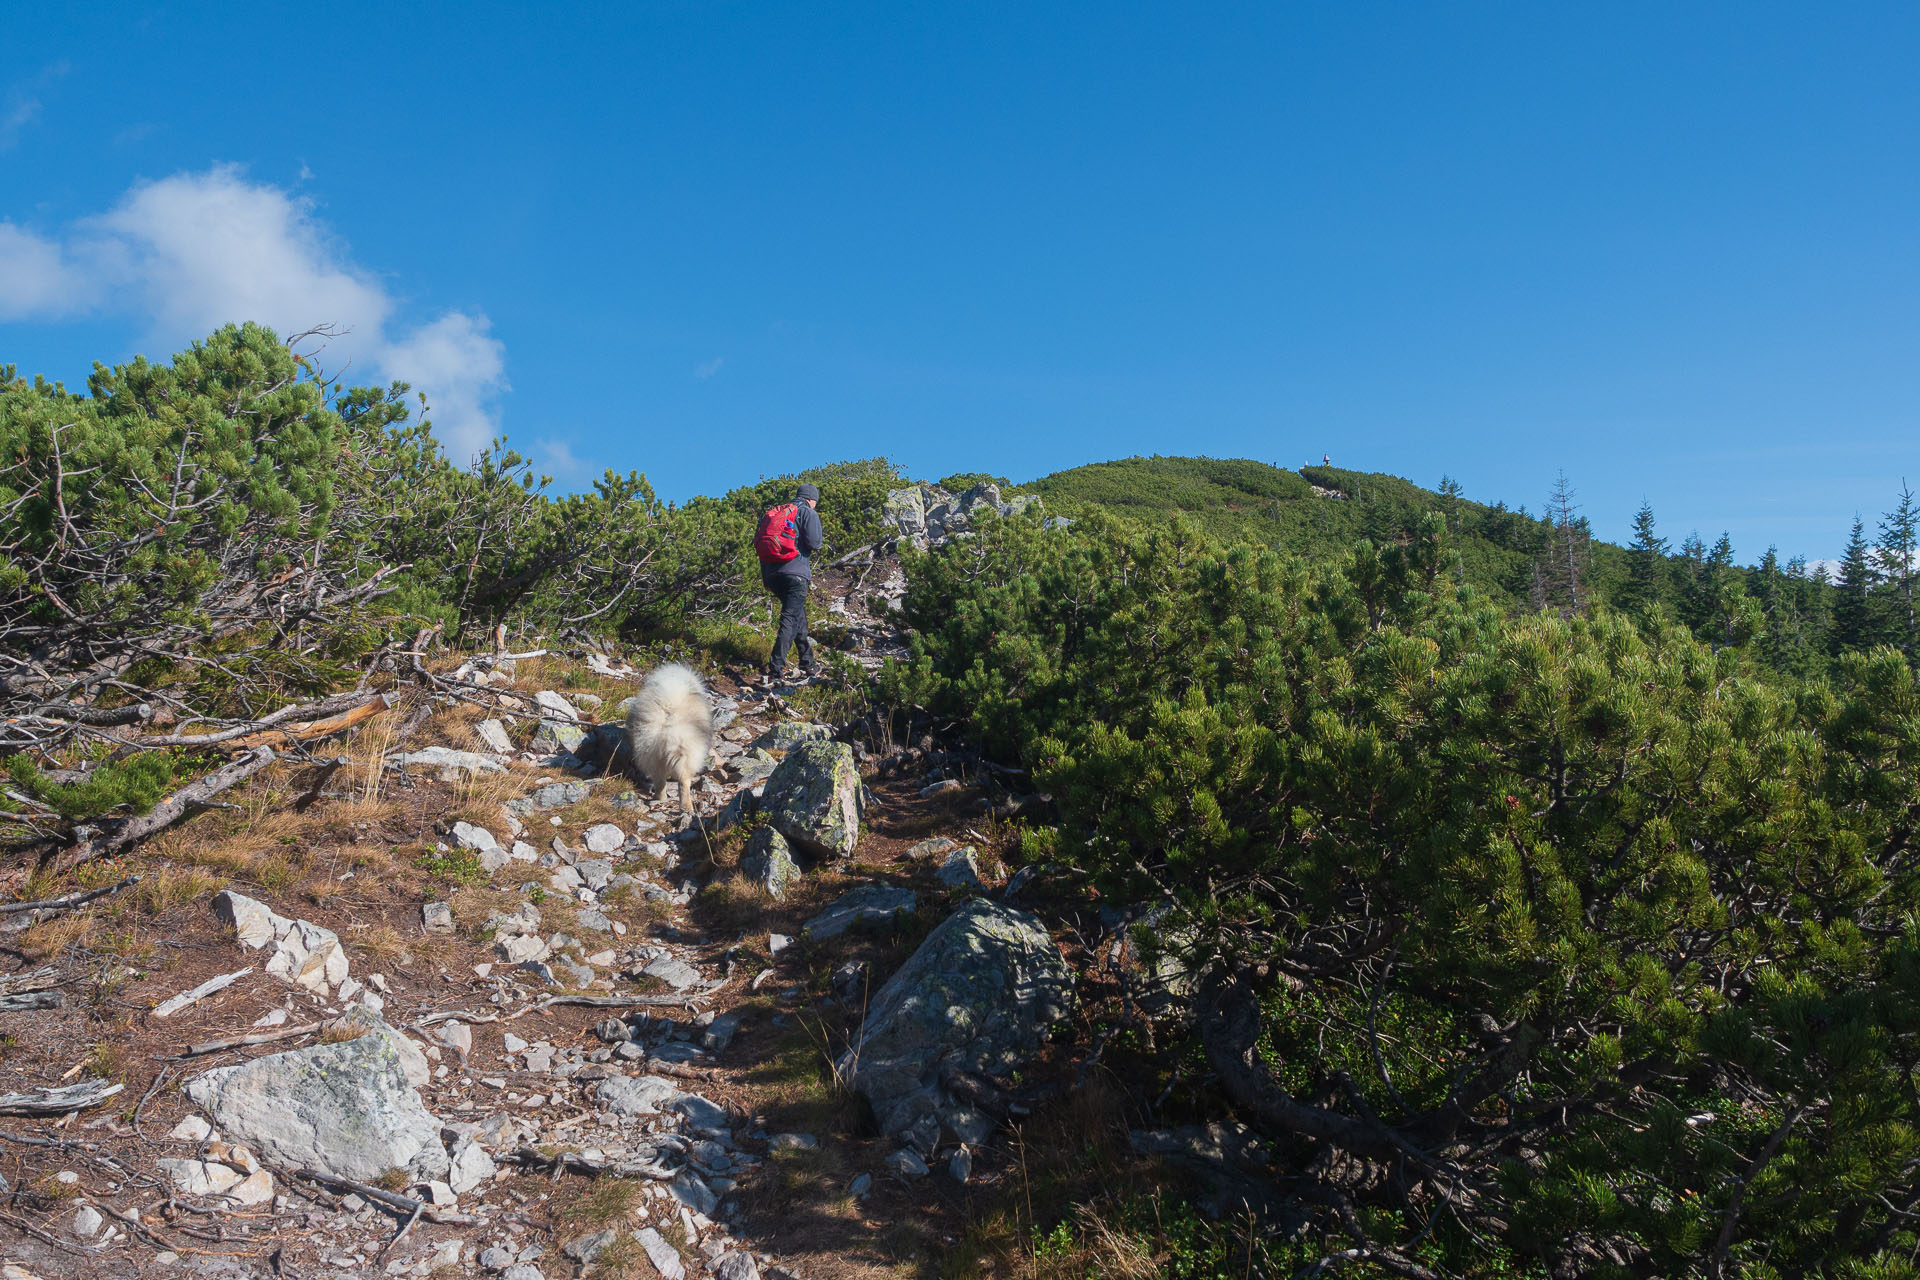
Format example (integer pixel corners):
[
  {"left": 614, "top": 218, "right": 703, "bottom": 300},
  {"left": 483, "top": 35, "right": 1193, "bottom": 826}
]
[
  {"left": 151, "top": 966, "right": 252, "bottom": 1018},
  {"left": 0, "top": 1079, "right": 125, "bottom": 1116}
]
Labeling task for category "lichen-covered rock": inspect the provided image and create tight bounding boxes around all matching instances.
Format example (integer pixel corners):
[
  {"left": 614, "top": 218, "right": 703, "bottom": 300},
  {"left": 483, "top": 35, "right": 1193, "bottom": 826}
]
[
  {"left": 836, "top": 900, "right": 1074, "bottom": 1141},
  {"left": 531, "top": 691, "right": 588, "bottom": 755},
  {"left": 750, "top": 722, "right": 834, "bottom": 753},
  {"left": 742, "top": 825, "right": 800, "bottom": 899},
  {"left": 804, "top": 886, "right": 916, "bottom": 940},
  {"left": 185, "top": 1028, "right": 449, "bottom": 1183},
  {"left": 762, "top": 739, "right": 861, "bottom": 857},
  {"left": 883, "top": 487, "right": 927, "bottom": 538}
]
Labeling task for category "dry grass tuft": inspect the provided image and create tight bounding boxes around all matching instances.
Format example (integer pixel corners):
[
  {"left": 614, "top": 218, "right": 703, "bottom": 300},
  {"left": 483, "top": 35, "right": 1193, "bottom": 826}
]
[{"left": 137, "top": 865, "right": 226, "bottom": 915}]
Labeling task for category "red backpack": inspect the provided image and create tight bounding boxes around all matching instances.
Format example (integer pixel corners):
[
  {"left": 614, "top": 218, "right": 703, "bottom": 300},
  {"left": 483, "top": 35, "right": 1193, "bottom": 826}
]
[{"left": 755, "top": 503, "right": 802, "bottom": 564}]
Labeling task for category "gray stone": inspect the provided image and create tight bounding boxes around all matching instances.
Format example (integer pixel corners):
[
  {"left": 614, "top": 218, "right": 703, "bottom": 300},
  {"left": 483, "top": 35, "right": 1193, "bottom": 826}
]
[
  {"left": 935, "top": 847, "right": 984, "bottom": 891},
  {"left": 72, "top": 1205, "right": 102, "bottom": 1238},
  {"left": 670, "top": 1092, "right": 730, "bottom": 1136},
  {"left": 184, "top": 1029, "right": 449, "bottom": 1183},
  {"left": 803, "top": 886, "right": 916, "bottom": 941},
  {"left": 649, "top": 1041, "right": 707, "bottom": 1064},
  {"left": 712, "top": 1252, "right": 760, "bottom": 1280},
  {"left": 576, "top": 909, "right": 611, "bottom": 933},
  {"left": 999, "top": 493, "right": 1043, "bottom": 518},
  {"left": 475, "top": 719, "right": 514, "bottom": 754},
  {"left": 835, "top": 900, "right": 1074, "bottom": 1142},
  {"left": 769, "top": 1132, "right": 816, "bottom": 1151},
  {"left": 749, "top": 722, "right": 833, "bottom": 753},
  {"left": 478, "top": 1245, "right": 516, "bottom": 1271},
  {"left": 883, "top": 486, "right": 926, "bottom": 538},
  {"left": 741, "top": 825, "right": 800, "bottom": 899},
  {"left": 562, "top": 1229, "right": 616, "bottom": 1264},
  {"left": 583, "top": 823, "right": 625, "bottom": 854},
  {"left": 669, "top": 1168, "right": 718, "bottom": 1215},
  {"left": 513, "top": 780, "right": 592, "bottom": 811},
  {"left": 389, "top": 746, "right": 506, "bottom": 778},
  {"left": 642, "top": 956, "right": 704, "bottom": 991},
  {"left": 595, "top": 1075, "right": 685, "bottom": 1116},
  {"left": 499, "top": 1267, "right": 544, "bottom": 1280},
  {"left": 434, "top": 1020, "right": 473, "bottom": 1057},
  {"left": 448, "top": 1134, "right": 497, "bottom": 1193},
  {"left": 333, "top": 1005, "right": 431, "bottom": 1088},
  {"left": 884, "top": 1148, "right": 928, "bottom": 1179},
  {"left": 576, "top": 858, "right": 614, "bottom": 891},
  {"left": 421, "top": 902, "right": 455, "bottom": 935},
  {"left": 636, "top": 1227, "right": 686, "bottom": 1280},
  {"left": 763, "top": 740, "right": 862, "bottom": 858},
  {"left": 531, "top": 692, "right": 587, "bottom": 756},
  {"left": 906, "top": 836, "right": 960, "bottom": 860},
  {"left": 730, "top": 752, "right": 779, "bottom": 788},
  {"left": 701, "top": 1013, "right": 740, "bottom": 1053},
  {"left": 212, "top": 890, "right": 348, "bottom": 994},
  {"left": 949, "top": 1145, "right": 973, "bottom": 1183},
  {"left": 487, "top": 903, "right": 542, "bottom": 937},
  {"left": 848, "top": 1173, "right": 872, "bottom": 1198},
  {"left": 451, "top": 821, "right": 499, "bottom": 855}
]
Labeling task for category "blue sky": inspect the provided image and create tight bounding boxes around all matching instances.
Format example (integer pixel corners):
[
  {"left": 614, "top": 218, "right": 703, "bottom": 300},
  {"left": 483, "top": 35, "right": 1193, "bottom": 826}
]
[{"left": 2, "top": 3, "right": 1916, "bottom": 561}]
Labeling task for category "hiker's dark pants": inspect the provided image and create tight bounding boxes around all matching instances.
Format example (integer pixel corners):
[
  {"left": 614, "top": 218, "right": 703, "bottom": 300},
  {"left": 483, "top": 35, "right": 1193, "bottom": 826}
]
[{"left": 764, "top": 569, "right": 815, "bottom": 674}]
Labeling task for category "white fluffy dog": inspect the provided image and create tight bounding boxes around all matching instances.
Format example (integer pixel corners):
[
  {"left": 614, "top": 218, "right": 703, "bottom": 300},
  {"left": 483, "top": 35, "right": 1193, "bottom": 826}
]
[{"left": 625, "top": 663, "right": 713, "bottom": 824}]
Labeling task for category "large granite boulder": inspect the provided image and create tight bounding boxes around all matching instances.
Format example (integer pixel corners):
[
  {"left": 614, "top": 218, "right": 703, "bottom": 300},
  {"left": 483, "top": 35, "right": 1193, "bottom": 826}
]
[
  {"left": 185, "top": 1026, "right": 449, "bottom": 1183},
  {"left": 835, "top": 900, "right": 1074, "bottom": 1142},
  {"left": 762, "top": 739, "right": 861, "bottom": 858}
]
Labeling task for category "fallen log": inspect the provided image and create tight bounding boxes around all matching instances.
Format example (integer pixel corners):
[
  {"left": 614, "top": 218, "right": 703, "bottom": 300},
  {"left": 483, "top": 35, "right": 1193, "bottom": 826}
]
[
  {"left": 0, "top": 991, "right": 63, "bottom": 1013},
  {"left": 0, "top": 875, "right": 138, "bottom": 916},
  {"left": 0, "top": 1079, "right": 124, "bottom": 1116},
  {"left": 151, "top": 966, "right": 252, "bottom": 1018},
  {"left": 228, "top": 693, "right": 394, "bottom": 750},
  {"left": 56, "top": 747, "right": 276, "bottom": 872},
  {"left": 174, "top": 1021, "right": 322, "bottom": 1058},
  {"left": 290, "top": 1169, "right": 477, "bottom": 1225}
]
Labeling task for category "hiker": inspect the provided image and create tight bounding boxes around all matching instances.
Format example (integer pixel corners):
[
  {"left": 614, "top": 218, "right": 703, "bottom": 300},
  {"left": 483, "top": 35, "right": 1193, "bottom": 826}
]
[{"left": 755, "top": 482, "right": 824, "bottom": 684}]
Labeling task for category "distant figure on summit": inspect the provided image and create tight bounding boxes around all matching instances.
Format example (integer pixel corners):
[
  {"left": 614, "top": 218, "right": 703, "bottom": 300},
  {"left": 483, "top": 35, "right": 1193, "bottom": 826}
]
[
  {"left": 754, "top": 483, "right": 824, "bottom": 685},
  {"left": 1323, "top": 453, "right": 1330, "bottom": 466}
]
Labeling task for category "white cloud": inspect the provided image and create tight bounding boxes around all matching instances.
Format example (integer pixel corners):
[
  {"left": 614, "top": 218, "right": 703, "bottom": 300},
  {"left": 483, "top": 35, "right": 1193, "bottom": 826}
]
[
  {"left": 383, "top": 312, "right": 509, "bottom": 461},
  {"left": 0, "top": 165, "right": 508, "bottom": 461},
  {"left": 0, "top": 62, "right": 67, "bottom": 151},
  {"left": 0, "top": 222, "right": 88, "bottom": 319},
  {"left": 694, "top": 356, "right": 724, "bottom": 380},
  {"left": 530, "top": 437, "right": 592, "bottom": 482}
]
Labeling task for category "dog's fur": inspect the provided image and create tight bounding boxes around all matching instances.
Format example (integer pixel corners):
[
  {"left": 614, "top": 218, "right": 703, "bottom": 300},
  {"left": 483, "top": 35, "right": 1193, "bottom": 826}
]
[{"left": 625, "top": 663, "right": 713, "bottom": 822}]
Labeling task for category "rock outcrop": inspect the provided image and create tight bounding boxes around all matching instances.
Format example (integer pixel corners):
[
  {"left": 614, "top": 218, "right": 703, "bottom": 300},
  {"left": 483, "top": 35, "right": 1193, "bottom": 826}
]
[
  {"left": 836, "top": 900, "right": 1074, "bottom": 1144},
  {"left": 185, "top": 1024, "right": 450, "bottom": 1183}
]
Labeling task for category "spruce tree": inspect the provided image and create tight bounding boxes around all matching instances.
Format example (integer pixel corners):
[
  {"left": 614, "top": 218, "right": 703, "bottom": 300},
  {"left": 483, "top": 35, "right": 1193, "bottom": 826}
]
[
  {"left": 1832, "top": 515, "right": 1880, "bottom": 654},
  {"left": 1621, "top": 500, "right": 1668, "bottom": 623},
  {"left": 1877, "top": 481, "right": 1919, "bottom": 659}
]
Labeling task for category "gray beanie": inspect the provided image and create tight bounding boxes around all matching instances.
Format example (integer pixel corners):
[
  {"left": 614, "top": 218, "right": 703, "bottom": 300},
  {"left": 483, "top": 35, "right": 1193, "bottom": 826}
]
[{"left": 796, "top": 483, "right": 820, "bottom": 503}]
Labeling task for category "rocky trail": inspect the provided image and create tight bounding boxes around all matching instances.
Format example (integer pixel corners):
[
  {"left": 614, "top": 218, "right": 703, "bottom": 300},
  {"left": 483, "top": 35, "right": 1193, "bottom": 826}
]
[{"left": 0, "top": 546, "right": 1181, "bottom": 1280}]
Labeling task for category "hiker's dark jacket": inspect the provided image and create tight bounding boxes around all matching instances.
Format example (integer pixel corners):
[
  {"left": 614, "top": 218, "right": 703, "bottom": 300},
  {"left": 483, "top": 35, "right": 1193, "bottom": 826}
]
[{"left": 766, "top": 503, "right": 824, "bottom": 580}]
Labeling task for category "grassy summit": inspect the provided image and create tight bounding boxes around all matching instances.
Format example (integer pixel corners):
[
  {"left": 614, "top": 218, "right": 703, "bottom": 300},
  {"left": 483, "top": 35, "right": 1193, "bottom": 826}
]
[{"left": 1022, "top": 454, "right": 1629, "bottom": 609}]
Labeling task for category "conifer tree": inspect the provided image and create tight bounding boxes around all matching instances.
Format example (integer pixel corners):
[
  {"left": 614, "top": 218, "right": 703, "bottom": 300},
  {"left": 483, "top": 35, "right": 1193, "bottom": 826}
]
[
  {"left": 1877, "top": 481, "right": 1919, "bottom": 659},
  {"left": 1620, "top": 500, "right": 1668, "bottom": 623},
  {"left": 1833, "top": 515, "right": 1881, "bottom": 654}
]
